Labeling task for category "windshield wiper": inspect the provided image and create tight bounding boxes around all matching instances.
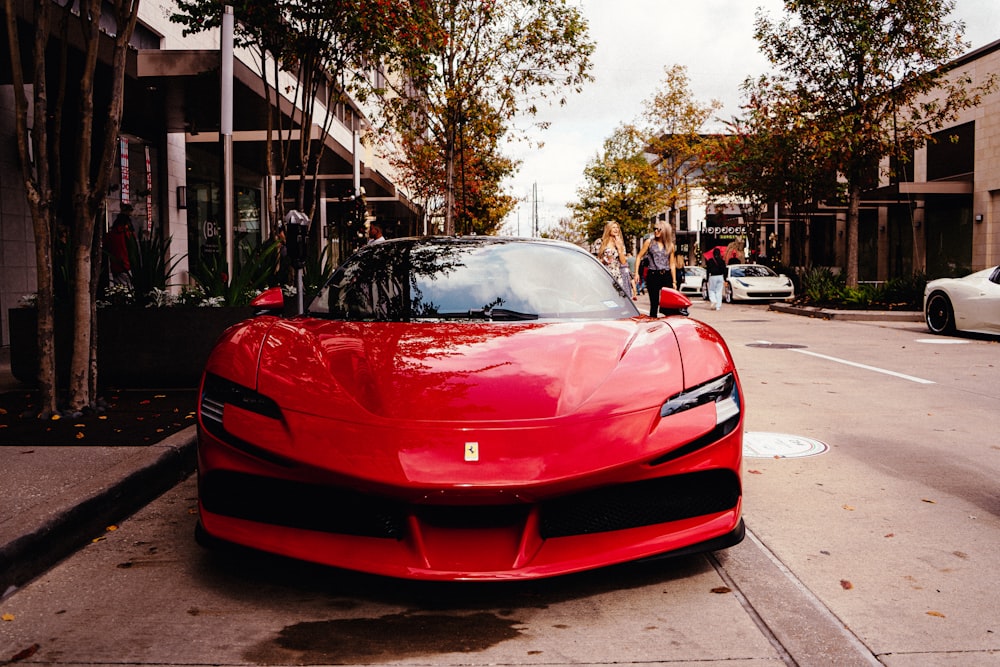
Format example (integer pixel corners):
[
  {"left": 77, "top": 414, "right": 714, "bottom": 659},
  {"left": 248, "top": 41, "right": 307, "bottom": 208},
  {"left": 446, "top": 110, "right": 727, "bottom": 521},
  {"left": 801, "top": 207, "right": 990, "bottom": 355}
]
[{"left": 432, "top": 308, "right": 538, "bottom": 321}]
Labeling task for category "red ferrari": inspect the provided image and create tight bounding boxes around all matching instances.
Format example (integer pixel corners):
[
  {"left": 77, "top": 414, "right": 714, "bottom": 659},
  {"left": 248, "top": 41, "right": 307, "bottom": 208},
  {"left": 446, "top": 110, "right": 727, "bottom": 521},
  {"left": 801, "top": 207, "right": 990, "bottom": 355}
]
[{"left": 196, "top": 236, "right": 744, "bottom": 580}]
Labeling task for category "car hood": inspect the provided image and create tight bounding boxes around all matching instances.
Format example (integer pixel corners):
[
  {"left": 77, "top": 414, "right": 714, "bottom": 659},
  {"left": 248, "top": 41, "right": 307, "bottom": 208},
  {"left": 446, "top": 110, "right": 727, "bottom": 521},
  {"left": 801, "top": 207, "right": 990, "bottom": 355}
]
[{"left": 250, "top": 318, "right": 689, "bottom": 423}]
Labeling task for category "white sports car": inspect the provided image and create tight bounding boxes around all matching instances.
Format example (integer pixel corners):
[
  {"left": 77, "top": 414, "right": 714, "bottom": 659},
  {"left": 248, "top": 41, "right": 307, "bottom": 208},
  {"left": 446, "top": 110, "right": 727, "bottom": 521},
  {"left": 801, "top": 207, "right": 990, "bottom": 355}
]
[
  {"left": 678, "top": 265, "right": 706, "bottom": 296},
  {"left": 701, "top": 264, "right": 795, "bottom": 303},
  {"left": 923, "top": 266, "right": 1000, "bottom": 335}
]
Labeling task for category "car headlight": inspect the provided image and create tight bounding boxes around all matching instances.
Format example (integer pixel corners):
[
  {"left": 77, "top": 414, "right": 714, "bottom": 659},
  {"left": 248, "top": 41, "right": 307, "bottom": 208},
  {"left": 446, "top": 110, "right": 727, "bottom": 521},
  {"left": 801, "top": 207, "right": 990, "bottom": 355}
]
[
  {"left": 661, "top": 373, "right": 740, "bottom": 426},
  {"left": 202, "top": 373, "right": 282, "bottom": 419}
]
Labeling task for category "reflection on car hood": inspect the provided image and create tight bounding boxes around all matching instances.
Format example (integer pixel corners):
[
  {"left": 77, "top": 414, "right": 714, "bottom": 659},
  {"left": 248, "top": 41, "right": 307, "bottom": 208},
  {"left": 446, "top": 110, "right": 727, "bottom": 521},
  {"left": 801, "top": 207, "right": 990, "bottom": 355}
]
[{"left": 254, "top": 319, "right": 685, "bottom": 422}]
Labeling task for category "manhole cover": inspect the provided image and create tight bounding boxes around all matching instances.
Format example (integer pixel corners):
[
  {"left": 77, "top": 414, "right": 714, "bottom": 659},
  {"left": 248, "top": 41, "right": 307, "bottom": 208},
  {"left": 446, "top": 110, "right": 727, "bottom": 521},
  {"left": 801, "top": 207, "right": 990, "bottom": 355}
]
[
  {"left": 745, "top": 342, "right": 808, "bottom": 349},
  {"left": 743, "top": 432, "right": 829, "bottom": 458}
]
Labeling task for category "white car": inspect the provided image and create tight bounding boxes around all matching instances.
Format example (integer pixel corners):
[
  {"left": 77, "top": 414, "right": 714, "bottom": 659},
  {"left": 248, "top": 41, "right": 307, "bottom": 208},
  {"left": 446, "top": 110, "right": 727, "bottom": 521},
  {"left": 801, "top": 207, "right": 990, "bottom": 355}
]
[
  {"left": 923, "top": 266, "right": 1000, "bottom": 335},
  {"left": 678, "top": 265, "right": 705, "bottom": 296},
  {"left": 701, "top": 264, "right": 795, "bottom": 303}
]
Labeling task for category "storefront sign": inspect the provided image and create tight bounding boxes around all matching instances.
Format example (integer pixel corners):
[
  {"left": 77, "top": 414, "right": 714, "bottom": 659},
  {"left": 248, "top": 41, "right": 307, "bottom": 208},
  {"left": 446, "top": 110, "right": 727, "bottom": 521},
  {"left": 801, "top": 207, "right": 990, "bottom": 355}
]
[{"left": 119, "top": 136, "right": 130, "bottom": 204}]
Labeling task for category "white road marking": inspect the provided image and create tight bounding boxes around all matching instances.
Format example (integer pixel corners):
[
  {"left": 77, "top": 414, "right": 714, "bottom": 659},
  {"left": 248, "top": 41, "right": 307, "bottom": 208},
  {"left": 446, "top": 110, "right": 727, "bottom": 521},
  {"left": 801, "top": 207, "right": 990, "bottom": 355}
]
[
  {"left": 789, "top": 349, "right": 935, "bottom": 384},
  {"left": 915, "top": 338, "right": 970, "bottom": 345}
]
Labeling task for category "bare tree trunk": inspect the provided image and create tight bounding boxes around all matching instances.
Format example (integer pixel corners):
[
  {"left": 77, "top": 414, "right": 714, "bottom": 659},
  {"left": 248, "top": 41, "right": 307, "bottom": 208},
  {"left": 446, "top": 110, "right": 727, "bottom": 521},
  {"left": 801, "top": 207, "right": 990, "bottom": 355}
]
[
  {"left": 67, "top": 0, "right": 140, "bottom": 410},
  {"left": 845, "top": 185, "right": 861, "bottom": 288},
  {"left": 5, "top": 0, "right": 58, "bottom": 416}
]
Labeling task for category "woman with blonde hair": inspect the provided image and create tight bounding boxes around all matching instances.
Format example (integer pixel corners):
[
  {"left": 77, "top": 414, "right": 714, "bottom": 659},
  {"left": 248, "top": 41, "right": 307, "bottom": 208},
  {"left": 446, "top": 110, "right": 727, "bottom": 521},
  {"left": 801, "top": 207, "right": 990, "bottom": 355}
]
[
  {"left": 633, "top": 221, "right": 677, "bottom": 317},
  {"left": 598, "top": 221, "right": 633, "bottom": 299}
]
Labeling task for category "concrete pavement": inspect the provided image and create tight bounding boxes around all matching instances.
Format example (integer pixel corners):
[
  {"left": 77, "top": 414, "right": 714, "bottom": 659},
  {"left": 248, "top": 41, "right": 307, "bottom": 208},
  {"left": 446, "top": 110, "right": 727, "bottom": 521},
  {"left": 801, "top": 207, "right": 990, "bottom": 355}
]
[{"left": 0, "top": 348, "right": 197, "bottom": 597}]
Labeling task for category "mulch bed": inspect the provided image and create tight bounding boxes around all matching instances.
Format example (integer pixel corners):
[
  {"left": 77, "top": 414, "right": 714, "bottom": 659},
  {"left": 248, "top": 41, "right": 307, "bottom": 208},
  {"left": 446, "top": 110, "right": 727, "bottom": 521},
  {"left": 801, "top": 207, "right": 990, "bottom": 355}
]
[{"left": 0, "top": 388, "right": 198, "bottom": 446}]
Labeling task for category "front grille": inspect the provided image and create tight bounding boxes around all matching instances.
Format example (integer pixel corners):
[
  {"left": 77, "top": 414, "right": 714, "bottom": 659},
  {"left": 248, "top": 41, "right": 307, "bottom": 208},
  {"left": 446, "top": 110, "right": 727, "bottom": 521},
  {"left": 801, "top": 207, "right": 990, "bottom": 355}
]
[
  {"left": 200, "top": 471, "right": 408, "bottom": 539},
  {"left": 538, "top": 470, "right": 740, "bottom": 539},
  {"left": 748, "top": 291, "right": 791, "bottom": 298},
  {"left": 201, "top": 470, "right": 740, "bottom": 543}
]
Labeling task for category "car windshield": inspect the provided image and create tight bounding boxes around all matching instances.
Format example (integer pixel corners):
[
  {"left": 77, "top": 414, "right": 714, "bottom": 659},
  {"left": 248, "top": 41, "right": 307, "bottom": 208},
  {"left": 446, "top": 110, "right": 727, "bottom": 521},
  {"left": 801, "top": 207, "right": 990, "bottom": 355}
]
[
  {"left": 730, "top": 265, "right": 777, "bottom": 278},
  {"left": 308, "top": 238, "right": 640, "bottom": 322}
]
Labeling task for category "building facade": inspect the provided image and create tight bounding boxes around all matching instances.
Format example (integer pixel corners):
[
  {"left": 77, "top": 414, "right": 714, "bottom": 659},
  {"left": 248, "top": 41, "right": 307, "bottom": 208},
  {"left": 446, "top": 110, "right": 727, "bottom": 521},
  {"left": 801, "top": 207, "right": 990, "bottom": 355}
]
[{"left": 1, "top": 0, "right": 421, "bottom": 346}]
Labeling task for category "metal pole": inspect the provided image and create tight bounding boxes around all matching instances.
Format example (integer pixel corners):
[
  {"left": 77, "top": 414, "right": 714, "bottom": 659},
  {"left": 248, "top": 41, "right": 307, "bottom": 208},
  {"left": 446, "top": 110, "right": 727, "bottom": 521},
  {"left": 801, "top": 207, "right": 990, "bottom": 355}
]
[{"left": 221, "top": 6, "right": 235, "bottom": 283}]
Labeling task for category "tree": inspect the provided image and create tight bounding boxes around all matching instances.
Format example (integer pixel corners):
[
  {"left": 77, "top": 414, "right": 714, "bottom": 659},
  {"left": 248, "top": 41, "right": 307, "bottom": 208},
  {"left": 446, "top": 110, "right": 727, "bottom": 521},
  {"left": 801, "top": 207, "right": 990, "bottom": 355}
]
[
  {"left": 570, "top": 124, "right": 663, "bottom": 243},
  {"left": 5, "top": 0, "right": 141, "bottom": 414},
  {"left": 171, "top": 0, "right": 409, "bottom": 224},
  {"left": 701, "top": 79, "right": 842, "bottom": 256},
  {"left": 641, "top": 65, "right": 722, "bottom": 230},
  {"left": 387, "top": 94, "right": 517, "bottom": 235},
  {"left": 381, "top": 0, "right": 594, "bottom": 235},
  {"left": 540, "top": 217, "right": 588, "bottom": 247},
  {"left": 754, "top": 0, "right": 995, "bottom": 286}
]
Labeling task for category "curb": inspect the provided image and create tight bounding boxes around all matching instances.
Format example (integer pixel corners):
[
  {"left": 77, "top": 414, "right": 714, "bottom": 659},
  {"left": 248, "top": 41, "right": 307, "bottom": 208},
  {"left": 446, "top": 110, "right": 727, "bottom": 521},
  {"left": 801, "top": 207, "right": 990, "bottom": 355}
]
[
  {"left": 0, "top": 427, "right": 197, "bottom": 597},
  {"left": 769, "top": 303, "right": 924, "bottom": 323}
]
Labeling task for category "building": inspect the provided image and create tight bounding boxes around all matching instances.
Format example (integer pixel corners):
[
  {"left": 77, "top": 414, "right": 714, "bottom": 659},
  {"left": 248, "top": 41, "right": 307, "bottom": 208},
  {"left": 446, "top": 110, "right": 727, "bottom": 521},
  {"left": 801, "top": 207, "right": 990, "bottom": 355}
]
[{"left": 1, "top": 0, "right": 422, "bottom": 347}]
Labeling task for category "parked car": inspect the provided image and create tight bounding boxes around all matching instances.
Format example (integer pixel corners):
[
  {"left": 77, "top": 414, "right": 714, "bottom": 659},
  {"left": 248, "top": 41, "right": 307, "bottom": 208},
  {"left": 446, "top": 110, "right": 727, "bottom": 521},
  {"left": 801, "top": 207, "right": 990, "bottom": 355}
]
[
  {"left": 677, "top": 265, "right": 706, "bottom": 296},
  {"left": 196, "top": 236, "right": 745, "bottom": 581},
  {"left": 924, "top": 265, "right": 1000, "bottom": 335},
  {"left": 701, "top": 264, "right": 795, "bottom": 303}
]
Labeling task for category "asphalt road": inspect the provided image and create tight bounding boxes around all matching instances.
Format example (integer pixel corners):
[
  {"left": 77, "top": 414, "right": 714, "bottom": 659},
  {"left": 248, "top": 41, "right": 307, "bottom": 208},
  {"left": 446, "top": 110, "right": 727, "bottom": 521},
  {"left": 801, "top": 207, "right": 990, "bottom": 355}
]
[{"left": 1, "top": 301, "right": 998, "bottom": 666}]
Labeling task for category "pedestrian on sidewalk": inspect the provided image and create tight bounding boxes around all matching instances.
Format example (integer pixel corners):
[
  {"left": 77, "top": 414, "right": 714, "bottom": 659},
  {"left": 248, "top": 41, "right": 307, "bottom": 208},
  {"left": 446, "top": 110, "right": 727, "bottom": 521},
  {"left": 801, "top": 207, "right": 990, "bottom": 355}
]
[
  {"left": 598, "top": 221, "right": 633, "bottom": 300},
  {"left": 705, "top": 245, "right": 727, "bottom": 310},
  {"left": 633, "top": 222, "right": 676, "bottom": 317}
]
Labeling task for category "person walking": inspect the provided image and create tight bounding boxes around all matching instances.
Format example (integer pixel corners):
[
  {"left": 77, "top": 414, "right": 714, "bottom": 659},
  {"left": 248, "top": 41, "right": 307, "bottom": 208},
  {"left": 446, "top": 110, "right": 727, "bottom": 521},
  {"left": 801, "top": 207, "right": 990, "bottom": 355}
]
[
  {"left": 632, "top": 222, "right": 676, "bottom": 317},
  {"left": 705, "top": 244, "right": 727, "bottom": 310},
  {"left": 597, "top": 221, "right": 633, "bottom": 299}
]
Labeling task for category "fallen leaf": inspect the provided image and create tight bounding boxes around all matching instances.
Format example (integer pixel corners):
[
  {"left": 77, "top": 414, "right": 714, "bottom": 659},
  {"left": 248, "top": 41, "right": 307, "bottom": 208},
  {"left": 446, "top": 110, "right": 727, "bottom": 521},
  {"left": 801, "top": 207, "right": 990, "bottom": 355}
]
[
  {"left": 50, "top": 414, "right": 61, "bottom": 421},
  {"left": 154, "top": 394, "right": 166, "bottom": 399},
  {"left": 99, "top": 415, "right": 108, "bottom": 420},
  {"left": 106, "top": 525, "right": 118, "bottom": 532},
  {"left": 140, "top": 399, "right": 151, "bottom": 405},
  {"left": 8, "top": 644, "right": 39, "bottom": 662},
  {"left": 926, "top": 610, "right": 946, "bottom": 618},
  {"left": 1, "top": 613, "right": 14, "bottom": 621},
  {"left": 75, "top": 432, "right": 85, "bottom": 440},
  {"left": 840, "top": 580, "right": 853, "bottom": 590},
  {"left": 748, "top": 469, "right": 762, "bottom": 474},
  {"left": 884, "top": 533, "right": 895, "bottom": 538},
  {"left": 74, "top": 423, "right": 85, "bottom": 428},
  {"left": 711, "top": 586, "right": 731, "bottom": 594},
  {"left": 921, "top": 498, "right": 936, "bottom": 504},
  {"left": 0, "top": 408, "right": 7, "bottom": 415},
  {"left": 842, "top": 505, "right": 855, "bottom": 511}
]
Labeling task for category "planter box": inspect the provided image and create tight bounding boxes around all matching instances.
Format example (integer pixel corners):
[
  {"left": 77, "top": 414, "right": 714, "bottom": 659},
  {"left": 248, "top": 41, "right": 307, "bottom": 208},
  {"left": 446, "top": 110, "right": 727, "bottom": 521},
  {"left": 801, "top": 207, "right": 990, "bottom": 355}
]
[{"left": 8, "top": 306, "right": 255, "bottom": 389}]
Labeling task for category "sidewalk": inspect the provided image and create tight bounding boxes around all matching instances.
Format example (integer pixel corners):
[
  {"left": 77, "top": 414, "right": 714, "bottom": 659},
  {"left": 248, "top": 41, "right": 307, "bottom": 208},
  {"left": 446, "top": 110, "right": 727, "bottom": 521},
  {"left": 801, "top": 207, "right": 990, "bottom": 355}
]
[{"left": 0, "top": 347, "right": 197, "bottom": 598}]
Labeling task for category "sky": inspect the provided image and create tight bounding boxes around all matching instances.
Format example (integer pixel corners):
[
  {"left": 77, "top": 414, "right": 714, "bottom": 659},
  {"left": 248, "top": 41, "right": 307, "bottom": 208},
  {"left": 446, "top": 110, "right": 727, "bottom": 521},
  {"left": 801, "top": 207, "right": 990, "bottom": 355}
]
[{"left": 499, "top": 0, "right": 1000, "bottom": 236}]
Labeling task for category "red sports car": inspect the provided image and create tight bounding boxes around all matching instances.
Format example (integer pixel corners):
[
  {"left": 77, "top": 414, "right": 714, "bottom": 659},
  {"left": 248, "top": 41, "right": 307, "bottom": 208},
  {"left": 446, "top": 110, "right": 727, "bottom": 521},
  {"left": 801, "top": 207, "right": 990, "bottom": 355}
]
[{"left": 196, "top": 236, "right": 744, "bottom": 580}]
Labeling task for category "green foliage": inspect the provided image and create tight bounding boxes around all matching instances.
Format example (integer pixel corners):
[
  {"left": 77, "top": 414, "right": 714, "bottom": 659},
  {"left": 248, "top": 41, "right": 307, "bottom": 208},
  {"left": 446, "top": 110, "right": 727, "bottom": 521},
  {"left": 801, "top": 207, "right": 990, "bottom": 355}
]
[
  {"left": 571, "top": 124, "right": 663, "bottom": 242},
  {"left": 303, "top": 242, "right": 336, "bottom": 297},
  {"left": 799, "top": 267, "right": 925, "bottom": 310},
  {"left": 191, "top": 240, "right": 279, "bottom": 306},
  {"left": 129, "top": 234, "right": 186, "bottom": 307}
]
